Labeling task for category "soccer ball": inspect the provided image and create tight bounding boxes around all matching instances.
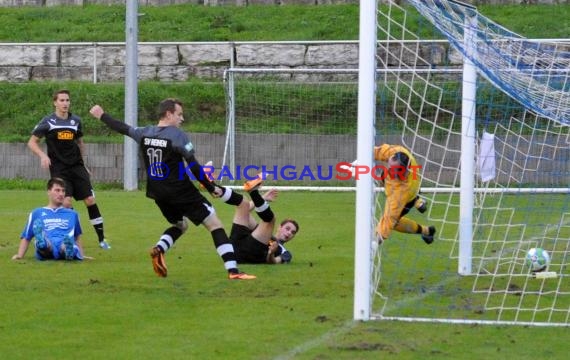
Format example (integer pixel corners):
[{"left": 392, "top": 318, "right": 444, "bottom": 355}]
[{"left": 525, "top": 247, "right": 550, "bottom": 272}]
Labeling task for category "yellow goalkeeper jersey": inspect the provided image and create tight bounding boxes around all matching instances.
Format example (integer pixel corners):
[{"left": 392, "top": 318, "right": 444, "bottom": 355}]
[{"left": 373, "top": 144, "right": 421, "bottom": 201}]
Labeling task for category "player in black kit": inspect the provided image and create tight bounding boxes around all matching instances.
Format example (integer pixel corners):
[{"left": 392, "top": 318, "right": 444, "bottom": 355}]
[
  {"left": 224, "top": 177, "right": 299, "bottom": 264},
  {"left": 28, "top": 89, "right": 110, "bottom": 250},
  {"left": 89, "top": 99, "right": 255, "bottom": 280}
]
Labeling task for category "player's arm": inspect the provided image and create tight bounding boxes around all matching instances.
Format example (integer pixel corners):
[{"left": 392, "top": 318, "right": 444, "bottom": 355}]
[
  {"left": 14, "top": 213, "right": 37, "bottom": 260},
  {"left": 184, "top": 154, "right": 218, "bottom": 193},
  {"left": 266, "top": 241, "right": 292, "bottom": 264},
  {"left": 75, "top": 235, "right": 93, "bottom": 260},
  {"left": 27, "top": 135, "right": 51, "bottom": 169},
  {"left": 70, "top": 213, "right": 91, "bottom": 259},
  {"left": 89, "top": 105, "right": 133, "bottom": 136},
  {"left": 76, "top": 137, "right": 91, "bottom": 174},
  {"left": 267, "top": 253, "right": 286, "bottom": 264},
  {"left": 77, "top": 137, "right": 86, "bottom": 158},
  {"left": 12, "top": 238, "right": 31, "bottom": 260},
  {"left": 373, "top": 144, "right": 396, "bottom": 162},
  {"left": 266, "top": 241, "right": 281, "bottom": 264}
]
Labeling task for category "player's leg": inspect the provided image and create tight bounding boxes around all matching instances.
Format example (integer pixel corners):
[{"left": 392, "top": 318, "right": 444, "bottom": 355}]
[
  {"left": 70, "top": 167, "right": 110, "bottom": 249},
  {"left": 250, "top": 220, "right": 275, "bottom": 246},
  {"left": 32, "top": 219, "right": 54, "bottom": 259},
  {"left": 376, "top": 192, "right": 404, "bottom": 243},
  {"left": 393, "top": 217, "right": 435, "bottom": 244},
  {"left": 62, "top": 196, "right": 74, "bottom": 209},
  {"left": 83, "top": 195, "right": 110, "bottom": 249},
  {"left": 216, "top": 178, "right": 264, "bottom": 229},
  {"left": 202, "top": 162, "right": 245, "bottom": 209},
  {"left": 219, "top": 173, "right": 278, "bottom": 230},
  {"left": 394, "top": 197, "right": 436, "bottom": 244},
  {"left": 244, "top": 173, "right": 275, "bottom": 224},
  {"left": 201, "top": 209, "right": 256, "bottom": 280},
  {"left": 414, "top": 195, "right": 428, "bottom": 213},
  {"left": 232, "top": 195, "right": 254, "bottom": 227},
  {"left": 62, "top": 235, "right": 76, "bottom": 260},
  {"left": 229, "top": 187, "right": 278, "bottom": 230},
  {"left": 244, "top": 176, "right": 276, "bottom": 245},
  {"left": 149, "top": 201, "right": 188, "bottom": 277},
  {"left": 60, "top": 178, "right": 74, "bottom": 209},
  {"left": 204, "top": 162, "right": 259, "bottom": 229}
]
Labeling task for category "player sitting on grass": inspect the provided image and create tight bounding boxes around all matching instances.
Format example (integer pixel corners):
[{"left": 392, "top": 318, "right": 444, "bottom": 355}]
[{"left": 12, "top": 177, "right": 89, "bottom": 261}]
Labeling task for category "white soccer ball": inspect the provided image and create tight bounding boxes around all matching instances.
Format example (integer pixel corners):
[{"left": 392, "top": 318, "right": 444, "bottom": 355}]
[{"left": 525, "top": 247, "right": 550, "bottom": 272}]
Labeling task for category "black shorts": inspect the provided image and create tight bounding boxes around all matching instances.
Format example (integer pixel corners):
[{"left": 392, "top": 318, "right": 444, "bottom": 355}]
[
  {"left": 230, "top": 224, "right": 268, "bottom": 264},
  {"left": 154, "top": 196, "right": 214, "bottom": 226},
  {"left": 51, "top": 165, "right": 94, "bottom": 201}
]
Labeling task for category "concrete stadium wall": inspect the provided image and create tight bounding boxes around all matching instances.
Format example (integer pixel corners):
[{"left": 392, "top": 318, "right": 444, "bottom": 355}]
[{"left": 0, "top": 41, "right": 466, "bottom": 82}]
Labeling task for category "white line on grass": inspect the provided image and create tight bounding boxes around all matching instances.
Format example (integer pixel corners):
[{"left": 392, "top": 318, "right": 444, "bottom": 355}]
[{"left": 272, "top": 320, "right": 357, "bottom": 360}]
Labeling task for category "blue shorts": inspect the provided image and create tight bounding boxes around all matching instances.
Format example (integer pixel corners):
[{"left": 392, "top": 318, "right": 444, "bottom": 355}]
[{"left": 35, "top": 239, "right": 83, "bottom": 261}]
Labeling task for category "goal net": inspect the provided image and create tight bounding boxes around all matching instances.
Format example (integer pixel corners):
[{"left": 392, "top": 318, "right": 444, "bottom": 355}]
[
  {"left": 222, "top": 68, "right": 360, "bottom": 189},
  {"left": 363, "top": 0, "right": 570, "bottom": 326}
]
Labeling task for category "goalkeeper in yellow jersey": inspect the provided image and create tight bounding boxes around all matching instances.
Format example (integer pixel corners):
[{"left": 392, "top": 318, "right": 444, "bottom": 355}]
[{"left": 374, "top": 144, "right": 435, "bottom": 244}]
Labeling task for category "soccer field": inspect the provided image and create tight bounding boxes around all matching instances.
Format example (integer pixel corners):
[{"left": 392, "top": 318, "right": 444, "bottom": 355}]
[{"left": 1, "top": 190, "right": 568, "bottom": 359}]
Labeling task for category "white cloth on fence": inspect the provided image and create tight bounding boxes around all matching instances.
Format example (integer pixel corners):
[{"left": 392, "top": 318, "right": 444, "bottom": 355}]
[{"left": 478, "top": 131, "right": 496, "bottom": 182}]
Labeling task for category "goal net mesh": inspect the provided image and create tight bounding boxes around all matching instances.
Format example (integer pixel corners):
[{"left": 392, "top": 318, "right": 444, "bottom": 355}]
[{"left": 371, "top": 0, "right": 570, "bottom": 325}]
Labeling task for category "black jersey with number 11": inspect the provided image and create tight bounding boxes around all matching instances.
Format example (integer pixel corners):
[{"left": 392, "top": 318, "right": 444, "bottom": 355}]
[{"left": 133, "top": 126, "right": 205, "bottom": 202}]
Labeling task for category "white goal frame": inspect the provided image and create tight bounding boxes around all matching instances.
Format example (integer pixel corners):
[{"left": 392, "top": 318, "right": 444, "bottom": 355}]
[{"left": 354, "top": 0, "right": 570, "bottom": 326}]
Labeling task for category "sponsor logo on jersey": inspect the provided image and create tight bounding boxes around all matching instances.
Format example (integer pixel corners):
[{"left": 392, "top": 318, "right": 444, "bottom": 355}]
[
  {"left": 57, "top": 130, "right": 74, "bottom": 140},
  {"left": 42, "top": 217, "right": 70, "bottom": 231}
]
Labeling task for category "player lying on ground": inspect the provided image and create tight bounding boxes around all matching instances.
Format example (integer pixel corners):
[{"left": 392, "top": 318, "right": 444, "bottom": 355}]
[
  {"left": 12, "top": 177, "right": 90, "bottom": 261},
  {"left": 217, "top": 173, "right": 299, "bottom": 264}
]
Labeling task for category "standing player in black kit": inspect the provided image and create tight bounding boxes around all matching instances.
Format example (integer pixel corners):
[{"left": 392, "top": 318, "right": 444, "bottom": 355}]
[
  {"left": 28, "top": 89, "right": 111, "bottom": 250},
  {"left": 89, "top": 98, "right": 255, "bottom": 280}
]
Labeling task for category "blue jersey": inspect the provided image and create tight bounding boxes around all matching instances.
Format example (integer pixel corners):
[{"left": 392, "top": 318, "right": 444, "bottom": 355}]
[{"left": 21, "top": 207, "right": 83, "bottom": 260}]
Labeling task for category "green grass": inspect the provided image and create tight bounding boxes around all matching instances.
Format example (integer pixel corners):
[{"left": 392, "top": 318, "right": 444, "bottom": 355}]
[
  {"left": 0, "top": 4, "right": 361, "bottom": 42},
  {"left": 1, "top": 190, "right": 569, "bottom": 359},
  {"left": 0, "top": 4, "right": 568, "bottom": 42},
  {"left": 0, "top": 81, "right": 227, "bottom": 142},
  {"left": 480, "top": 4, "right": 570, "bottom": 39}
]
